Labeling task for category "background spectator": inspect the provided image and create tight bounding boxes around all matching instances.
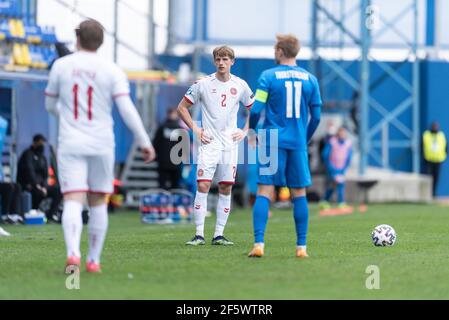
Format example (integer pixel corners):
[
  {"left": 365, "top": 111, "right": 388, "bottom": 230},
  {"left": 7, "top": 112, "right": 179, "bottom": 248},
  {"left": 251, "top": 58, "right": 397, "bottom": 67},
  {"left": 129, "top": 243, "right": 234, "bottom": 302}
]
[
  {"left": 423, "top": 121, "right": 447, "bottom": 197},
  {"left": 0, "top": 115, "right": 23, "bottom": 225},
  {"left": 320, "top": 127, "right": 353, "bottom": 210},
  {"left": 17, "top": 134, "right": 62, "bottom": 223},
  {"left": 153, "top": 108, "right": 183, "bottom": 190},
  {"left": 318, "top": 120, "right": 337, "bottom": 174}
]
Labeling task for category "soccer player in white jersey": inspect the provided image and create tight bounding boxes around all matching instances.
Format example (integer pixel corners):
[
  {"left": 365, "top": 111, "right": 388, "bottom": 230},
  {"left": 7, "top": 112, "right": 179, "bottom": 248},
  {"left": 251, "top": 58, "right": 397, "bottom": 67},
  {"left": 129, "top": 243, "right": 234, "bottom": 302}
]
[
  {"left": 178, "top": 46, "right": 255, "bottom": 246},
  {"left": 45, "top": 19, "right": 156, "bottom": 273}
]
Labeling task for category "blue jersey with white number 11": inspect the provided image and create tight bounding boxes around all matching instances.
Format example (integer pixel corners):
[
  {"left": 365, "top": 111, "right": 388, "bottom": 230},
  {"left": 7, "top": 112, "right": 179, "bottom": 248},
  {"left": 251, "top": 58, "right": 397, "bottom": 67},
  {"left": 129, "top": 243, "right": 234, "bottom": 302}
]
[{"left": 250, "top": 65, "right": 322, "bottom": 151}]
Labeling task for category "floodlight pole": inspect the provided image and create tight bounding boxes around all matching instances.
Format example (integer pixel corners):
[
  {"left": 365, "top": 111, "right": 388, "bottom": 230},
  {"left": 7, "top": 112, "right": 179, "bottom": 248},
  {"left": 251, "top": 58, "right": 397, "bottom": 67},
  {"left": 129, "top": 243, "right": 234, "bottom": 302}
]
[
  {"left": 113, "top": 0, "right": 119, "bottom": 63},
  {"left": 359, "top": 0, "right": 371, "bottom": 175},
  {"left": 192, "top": 0, "right": 205, "bottom": 77},
  {"left": 147, "top": 0, "right": 155, "bottom": 70},
  {"left": 412, "top": 0, "right": 420, "bottom": 173},
  {"left": 310, "top": 0, "right": 319, "bottom": 76},
  {"left": 166, "top": 0, "right": 176, "bottom": 54},
  {"left": 24, "top": 0, "right": 37, "bottom": 24}
]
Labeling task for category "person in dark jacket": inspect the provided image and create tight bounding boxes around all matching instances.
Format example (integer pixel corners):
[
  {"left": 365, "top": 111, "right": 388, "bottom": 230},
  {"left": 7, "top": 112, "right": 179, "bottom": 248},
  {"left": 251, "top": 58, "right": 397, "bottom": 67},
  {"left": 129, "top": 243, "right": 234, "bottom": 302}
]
[
  {"left": 17, "top": 134, "right": 62, "bottom": 222},
  {"left": 153, "top": 108, "right": 183, "bottom": 190},
  {"left": 0, "top": 115, "right": 23, "bottom": 225}
]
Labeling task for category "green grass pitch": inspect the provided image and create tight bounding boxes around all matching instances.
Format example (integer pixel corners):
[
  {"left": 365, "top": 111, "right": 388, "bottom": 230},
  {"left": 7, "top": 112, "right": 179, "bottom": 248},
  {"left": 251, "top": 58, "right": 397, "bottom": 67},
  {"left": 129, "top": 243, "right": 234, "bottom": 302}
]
[{"left": 1, "top": 203, "right": 449, "bottom": 299}]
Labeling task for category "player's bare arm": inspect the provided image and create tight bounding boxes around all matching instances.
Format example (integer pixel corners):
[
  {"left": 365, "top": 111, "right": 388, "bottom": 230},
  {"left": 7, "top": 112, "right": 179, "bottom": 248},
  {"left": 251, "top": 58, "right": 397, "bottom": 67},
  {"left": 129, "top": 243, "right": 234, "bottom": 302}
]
[
  {"left": 45, "top": 61, "right": 61, "bottom": 115},
  {"left": 141, "top": 146, "right": 156, "bottom": 163},
  {"left": 45, "top": 95, "right": 59, "bottom": 115},
  {"left": 115, "top": 95, "right": 156, "bottom": 163},
  {"left": 232, "top": 110, "right": 250, "bottom": 143}
]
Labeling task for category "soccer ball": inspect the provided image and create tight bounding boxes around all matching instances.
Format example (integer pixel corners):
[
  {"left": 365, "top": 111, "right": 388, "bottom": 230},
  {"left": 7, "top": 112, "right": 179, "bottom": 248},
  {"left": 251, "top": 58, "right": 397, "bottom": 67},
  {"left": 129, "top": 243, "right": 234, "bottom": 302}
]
[{"left": 371, "top": 224, "right": 397, "bottom": 247}]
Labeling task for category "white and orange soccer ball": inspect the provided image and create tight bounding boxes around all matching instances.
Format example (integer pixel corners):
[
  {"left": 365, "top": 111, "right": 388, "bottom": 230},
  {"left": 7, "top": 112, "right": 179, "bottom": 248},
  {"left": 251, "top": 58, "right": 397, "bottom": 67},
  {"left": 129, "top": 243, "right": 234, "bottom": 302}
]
[{"left": 371, "top": 224, "right": 397, "bottom": 247}]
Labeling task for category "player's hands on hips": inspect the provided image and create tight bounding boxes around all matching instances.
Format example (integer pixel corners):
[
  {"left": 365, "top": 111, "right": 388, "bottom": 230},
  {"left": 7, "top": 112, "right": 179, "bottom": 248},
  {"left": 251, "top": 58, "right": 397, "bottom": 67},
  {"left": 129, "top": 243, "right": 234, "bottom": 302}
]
[
  {"left": 141, "top": 146, "right": 156, "bottom": 163},
  {"left": 248, "top": 134, "right": 257, "bottom": 148},
  {"left": 194, "top": 127, "right": 212, "bottom": 145},
  {"left": 232, "top": 129, "right": 248, "bottom": 143}
]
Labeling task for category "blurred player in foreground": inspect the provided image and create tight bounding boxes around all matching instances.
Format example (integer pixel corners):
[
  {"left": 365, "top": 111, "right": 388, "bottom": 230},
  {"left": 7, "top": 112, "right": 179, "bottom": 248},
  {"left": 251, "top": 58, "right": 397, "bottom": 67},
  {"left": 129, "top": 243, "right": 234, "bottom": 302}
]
[
  {"left": 178, "top": 46, "right": 255, "bottom": 246},
  {"left": 248, "top": 35, "right": 322, "bottom": 258},
  {"left": 45, "top": 19, "right": 155, "bottom": 273}
]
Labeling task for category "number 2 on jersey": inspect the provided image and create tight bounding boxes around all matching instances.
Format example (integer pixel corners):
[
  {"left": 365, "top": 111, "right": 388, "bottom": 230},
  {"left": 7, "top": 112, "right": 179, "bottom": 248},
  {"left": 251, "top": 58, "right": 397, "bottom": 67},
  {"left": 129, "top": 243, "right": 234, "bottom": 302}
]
[
  {"left": 72, "top": 84, "right": 94, "bottom": 120},
  {"left": 221, "top": 94, "right": 227, "bottom": 108},
  {"left": 285, "top": 81, "right": 302, "bottom": 119}
]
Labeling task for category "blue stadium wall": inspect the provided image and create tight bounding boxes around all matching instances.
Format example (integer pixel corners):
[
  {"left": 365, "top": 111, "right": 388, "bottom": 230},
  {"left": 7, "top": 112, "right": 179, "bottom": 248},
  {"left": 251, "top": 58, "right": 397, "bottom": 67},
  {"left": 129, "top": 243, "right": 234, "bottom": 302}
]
[
  {"left": 159, "top": 54, "right": 449, "bottom": 196},
  {"left": 420, "top": 61, "right": 449, "bottom": 196}
]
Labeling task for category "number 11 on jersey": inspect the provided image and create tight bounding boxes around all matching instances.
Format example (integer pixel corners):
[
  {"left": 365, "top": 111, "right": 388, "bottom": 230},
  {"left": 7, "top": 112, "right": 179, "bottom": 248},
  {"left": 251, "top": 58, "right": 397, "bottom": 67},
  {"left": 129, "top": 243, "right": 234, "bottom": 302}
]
[
  {"left": 72, "top": 84, "right": 94, "bottom": 120},
  {"left": 285, "top": 81, "right": 302, "bottom": 119}
]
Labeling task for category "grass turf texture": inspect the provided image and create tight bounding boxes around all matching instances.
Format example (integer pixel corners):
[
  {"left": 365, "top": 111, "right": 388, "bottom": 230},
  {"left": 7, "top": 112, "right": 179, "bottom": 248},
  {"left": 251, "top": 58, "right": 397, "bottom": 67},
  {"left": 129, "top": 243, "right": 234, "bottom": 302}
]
[{"left": 1, "top": 203, "right": 449, "bottom": 299}]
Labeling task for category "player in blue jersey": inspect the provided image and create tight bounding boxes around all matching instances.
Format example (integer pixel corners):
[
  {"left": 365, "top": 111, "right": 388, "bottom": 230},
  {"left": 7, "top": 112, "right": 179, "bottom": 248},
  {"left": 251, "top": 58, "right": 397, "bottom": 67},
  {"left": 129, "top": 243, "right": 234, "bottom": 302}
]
[{"left": 248, "top": 34, "right": 322, "bottom": 258}]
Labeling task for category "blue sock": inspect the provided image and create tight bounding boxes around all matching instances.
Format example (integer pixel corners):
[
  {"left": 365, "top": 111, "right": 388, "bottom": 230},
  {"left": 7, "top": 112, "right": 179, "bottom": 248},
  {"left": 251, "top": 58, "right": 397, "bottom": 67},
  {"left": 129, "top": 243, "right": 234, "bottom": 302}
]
[
  {"left": 337, "top": 183, "right": 345, "bottom": 203},
  {"left": 324, "top": 188, "right": 333, "bottom": 202},
  {"left": 293, "top": 196, "right": 309, "bottom": 246},
  {"left": 253, "top": 195, "right": 270, "bottom": 244}
]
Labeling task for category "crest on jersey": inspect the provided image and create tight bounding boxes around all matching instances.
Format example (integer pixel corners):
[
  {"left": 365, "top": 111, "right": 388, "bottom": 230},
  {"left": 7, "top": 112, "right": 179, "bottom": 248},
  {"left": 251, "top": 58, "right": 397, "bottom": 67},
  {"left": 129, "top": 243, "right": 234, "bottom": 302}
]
[
  {"left": 212, "top": 88, "right": 217, "bottom": 94},
  {"left": 198, "top": 169, "right": 204, "bottom": 177},
  {"left": 230, "top": 88, "right": 238, "bottom": 96}
]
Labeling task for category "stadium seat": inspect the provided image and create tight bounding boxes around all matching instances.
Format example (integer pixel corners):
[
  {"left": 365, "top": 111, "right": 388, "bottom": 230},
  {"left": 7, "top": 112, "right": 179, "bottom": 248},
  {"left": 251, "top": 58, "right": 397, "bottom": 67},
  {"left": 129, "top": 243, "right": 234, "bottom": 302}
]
[
  {"left": 0, "top": 41, "right": 12, "bottom": 66},
  {"left": 25, "top": 23, "right": 42, "bottom": 44},
  {"left": 42, "top": 45, "right": 57, "bottom": 68},
  {"left": 21, "top": 43, "right": 32, "bottom": 66},
  {"left": 40, "top": 46, "right": 50, "bottom": 69},
  {"left": 41, "top": 26, "right": 57, "bottom": 44},
  {"left": 12, "top": 42, "right": 31, "bottom": 66},
  {"left": 29, "top": 45, "right": 47, "bottom": 69},
  {"left": 0, "top": 19, "right": 8, "bottom": 40},
  {"left": 28, "top": 44, "right": 37, "bottom": 67},
  {"left": 0, "top": 3, "right": 59, "bottom": 70},
  {"left": 9, "top": 18, "right": 25, "bottom": 39}
]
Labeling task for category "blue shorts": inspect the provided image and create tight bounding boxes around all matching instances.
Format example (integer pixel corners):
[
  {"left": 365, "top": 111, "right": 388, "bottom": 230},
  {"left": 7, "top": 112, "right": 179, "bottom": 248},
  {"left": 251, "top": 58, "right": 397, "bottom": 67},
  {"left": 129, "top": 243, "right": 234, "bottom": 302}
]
[{"left": 257, "top": 147, "right": 311, "bottom": 188}]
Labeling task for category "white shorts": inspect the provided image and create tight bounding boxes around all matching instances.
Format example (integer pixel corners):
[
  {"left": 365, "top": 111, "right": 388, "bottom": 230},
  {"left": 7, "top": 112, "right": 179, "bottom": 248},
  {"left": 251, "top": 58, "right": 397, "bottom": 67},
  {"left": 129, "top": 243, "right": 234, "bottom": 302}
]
[
  {"left": 197, "top": 145, "right": 238, "bottom": 185},
  {"left": 58, "top": 152, "right": 114, "bottom": 195}
]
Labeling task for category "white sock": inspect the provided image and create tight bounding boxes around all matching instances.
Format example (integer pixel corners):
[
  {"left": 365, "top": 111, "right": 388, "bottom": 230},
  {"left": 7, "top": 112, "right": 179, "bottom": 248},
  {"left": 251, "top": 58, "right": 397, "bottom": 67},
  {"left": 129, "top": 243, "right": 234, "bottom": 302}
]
[
  {"left": 194, "top": 192, "right": 208, "bottom": 238},
  {"left": 214, "top": 194, "right": 232, "bottom": 238},
  {"left": 62, "top": 200, "right": 83, "bottom": 258},
  {"left": 255, "top": 242, "right": 265, "bottom": 249},
  {"left": 297, "top": 245, "right": 307, "bottom": 251},
  {"left": 87, "top": 204, "right": 109, "bottom": 264}
]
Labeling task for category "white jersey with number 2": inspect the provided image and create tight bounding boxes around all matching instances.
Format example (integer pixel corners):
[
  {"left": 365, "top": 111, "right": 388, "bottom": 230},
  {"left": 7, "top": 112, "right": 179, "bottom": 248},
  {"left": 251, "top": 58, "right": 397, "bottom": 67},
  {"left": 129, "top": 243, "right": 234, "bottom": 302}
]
[{"left": 184, "top": 73, "right": 255, "bottom": 151}]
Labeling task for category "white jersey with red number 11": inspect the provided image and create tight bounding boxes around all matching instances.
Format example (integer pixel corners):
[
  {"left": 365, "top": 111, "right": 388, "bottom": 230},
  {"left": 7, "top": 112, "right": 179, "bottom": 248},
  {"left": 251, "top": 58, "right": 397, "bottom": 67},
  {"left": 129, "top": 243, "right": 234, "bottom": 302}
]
[{"left": 45, "top": 51, "right": 130, "bottom": 155}]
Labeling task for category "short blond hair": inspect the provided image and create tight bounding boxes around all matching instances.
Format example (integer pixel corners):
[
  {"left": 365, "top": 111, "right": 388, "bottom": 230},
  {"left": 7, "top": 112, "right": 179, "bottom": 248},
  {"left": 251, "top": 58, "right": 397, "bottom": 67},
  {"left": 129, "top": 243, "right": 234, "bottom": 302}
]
[
  {"left": 213, "top": 46, "right": 235, "bottom": 60},
  {"left": 275, "top": 34, "right": 300, "bottom": 58}
]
